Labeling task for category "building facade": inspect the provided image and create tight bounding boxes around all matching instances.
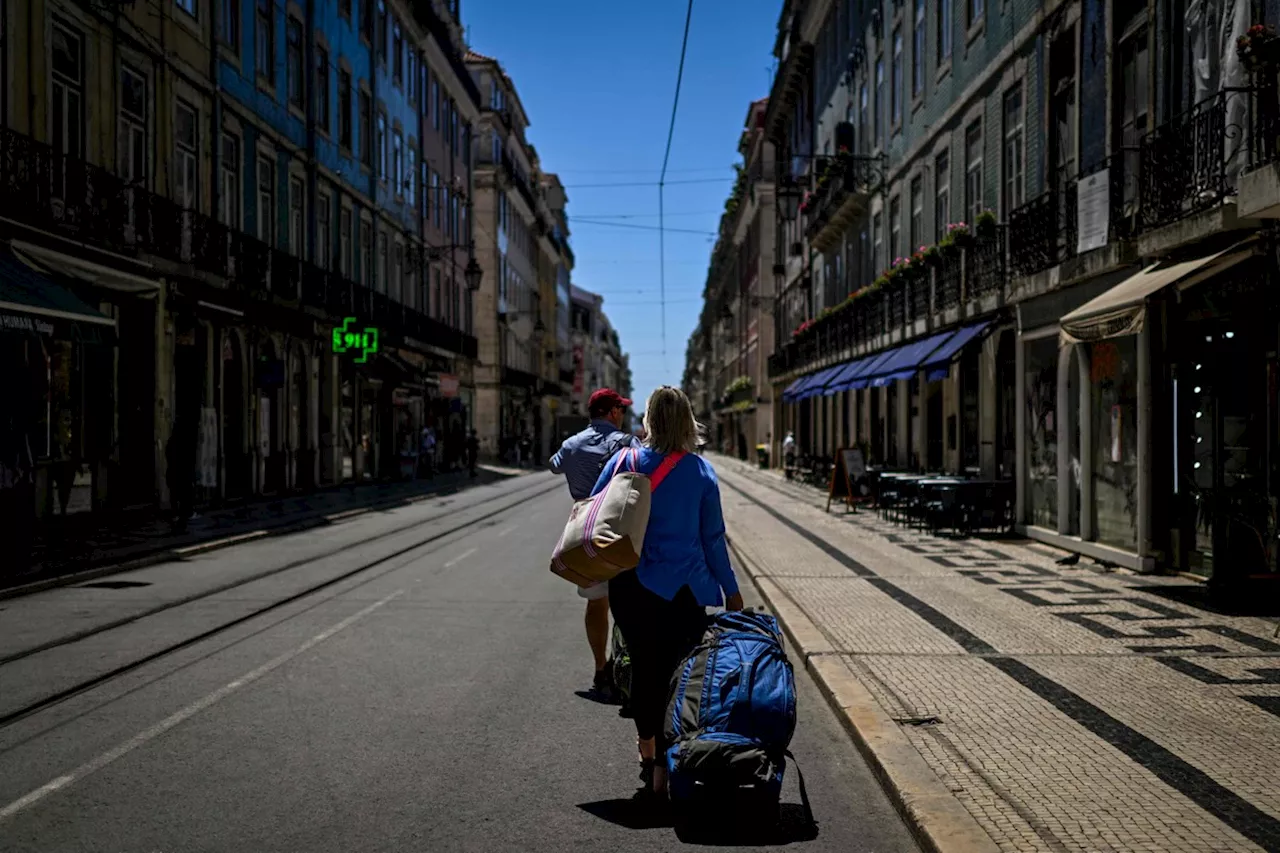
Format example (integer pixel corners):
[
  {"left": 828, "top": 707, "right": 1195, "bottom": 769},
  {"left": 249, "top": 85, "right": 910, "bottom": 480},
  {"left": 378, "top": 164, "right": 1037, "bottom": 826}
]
[
  {"left": 0, "top": 0, "right": 481, "bottom": 533},
  {"left": 684, "top": 0, "right": 1280, "bottom": 591}
]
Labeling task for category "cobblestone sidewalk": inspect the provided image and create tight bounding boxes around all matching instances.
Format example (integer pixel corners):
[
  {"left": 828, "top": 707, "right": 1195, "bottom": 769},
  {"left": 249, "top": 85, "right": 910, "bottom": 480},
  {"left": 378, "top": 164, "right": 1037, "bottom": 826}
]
[{"left": 711, "top": 455, "right": 1280, "bottom": 853}]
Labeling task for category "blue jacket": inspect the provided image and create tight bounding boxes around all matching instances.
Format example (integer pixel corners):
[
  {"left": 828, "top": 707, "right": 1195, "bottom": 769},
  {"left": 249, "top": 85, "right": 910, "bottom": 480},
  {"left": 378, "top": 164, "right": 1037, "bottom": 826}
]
[
  {"left": 549, "top": 420, "right": 640, "bottom": 501},
  {"left": 591, "top": 448, "right": 740, "bottom": 607}
]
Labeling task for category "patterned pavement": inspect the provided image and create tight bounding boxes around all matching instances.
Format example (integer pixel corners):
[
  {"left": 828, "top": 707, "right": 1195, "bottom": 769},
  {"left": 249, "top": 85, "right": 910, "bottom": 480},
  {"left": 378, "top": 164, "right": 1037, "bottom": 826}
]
[{"left": 711, "top": 455, "right": 1280, "bottom": 853}]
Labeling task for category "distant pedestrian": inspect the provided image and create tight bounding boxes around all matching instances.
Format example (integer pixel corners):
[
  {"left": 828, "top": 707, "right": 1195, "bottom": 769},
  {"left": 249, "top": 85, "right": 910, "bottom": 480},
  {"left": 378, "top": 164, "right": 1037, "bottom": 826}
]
[
  {"left": 465, "top": 430, "right": 479, "bottom": 478},
  {"left": 591, "top": 386, "right": 742, "bottom": 799},
  {"left": 548, "top": 388, "right": 640, "bottom": 701}
]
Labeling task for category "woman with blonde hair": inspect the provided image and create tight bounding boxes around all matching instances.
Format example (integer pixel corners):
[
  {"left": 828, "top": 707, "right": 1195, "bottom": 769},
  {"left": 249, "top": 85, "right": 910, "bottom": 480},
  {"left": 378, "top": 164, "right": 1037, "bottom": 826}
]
[{"left": 587, "top": 385, "right": 744, "bottom": 799}]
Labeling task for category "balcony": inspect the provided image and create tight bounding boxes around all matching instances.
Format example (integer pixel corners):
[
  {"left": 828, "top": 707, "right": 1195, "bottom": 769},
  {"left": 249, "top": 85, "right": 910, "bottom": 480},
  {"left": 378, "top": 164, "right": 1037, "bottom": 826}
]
[
  {"left": 0, "top": 126, "right": 478, "bottom": 361},
  {"left": 803, "top": 153, "right": 886, "bottom": 252},
  {"left": 1138, "top": 88, "right": 1254, "bottom": 234},
  {"left": 500, "top": 152, "right": 539, "bottom": 212},
  {"left": 767, "top": 229, "right": 1008, "bottom": 381},
  {"left": 1238, "top": 82, "right": 1280, "bottom": 218},
  {"left": 1008, "top": 154, "right": 1136, "bottom": 278}
]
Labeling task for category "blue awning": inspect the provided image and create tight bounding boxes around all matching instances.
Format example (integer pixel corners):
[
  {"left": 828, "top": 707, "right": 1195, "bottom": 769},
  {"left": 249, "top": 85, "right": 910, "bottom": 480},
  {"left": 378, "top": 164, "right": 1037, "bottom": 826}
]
[
  {"left": 821, "top": 357, "right": 869, "bottom": 396},
  {"left": 845, "top": 349, "right": 901, "bottom": 390},
  {"left": 922, "top": 320, "right": 994, "bottom": 382},
  {"left": 781, "top": 375, "right": 809, "bottom": 402},
  {"left": 795, "top": 363, "right": 847, "bottom": 400},
  {"left": 866, "top": 331, "right": 955, "bottom": 387}
]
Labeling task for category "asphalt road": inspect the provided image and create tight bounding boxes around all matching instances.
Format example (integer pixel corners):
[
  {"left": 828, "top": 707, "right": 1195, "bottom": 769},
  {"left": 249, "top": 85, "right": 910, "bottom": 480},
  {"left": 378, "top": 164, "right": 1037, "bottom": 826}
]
[{"left": 0, "top": 471, "right": 920, "bottom": 853}]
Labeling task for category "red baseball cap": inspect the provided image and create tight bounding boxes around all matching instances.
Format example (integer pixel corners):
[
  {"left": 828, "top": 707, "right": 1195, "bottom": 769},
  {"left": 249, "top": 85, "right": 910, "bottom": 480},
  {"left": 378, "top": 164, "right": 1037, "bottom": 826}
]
[{"left": 588, "top": 388, "right": 632, "bottom": 414}]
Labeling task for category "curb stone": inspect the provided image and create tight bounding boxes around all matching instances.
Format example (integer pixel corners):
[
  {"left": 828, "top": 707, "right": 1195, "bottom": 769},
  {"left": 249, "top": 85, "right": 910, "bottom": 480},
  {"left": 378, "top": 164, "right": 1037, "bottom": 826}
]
[
  {"left": 0, "top": 470, "right": 534, "bottom": 602},
  {"left": 727, "top": 535, "right": 1002, "bottom": 853}
]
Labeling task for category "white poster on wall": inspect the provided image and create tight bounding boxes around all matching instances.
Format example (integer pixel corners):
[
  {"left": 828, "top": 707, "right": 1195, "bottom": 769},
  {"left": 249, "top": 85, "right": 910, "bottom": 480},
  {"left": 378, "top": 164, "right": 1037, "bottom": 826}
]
[{"left": 1077, "top": 169, "right": 1110, "bottom": 255}]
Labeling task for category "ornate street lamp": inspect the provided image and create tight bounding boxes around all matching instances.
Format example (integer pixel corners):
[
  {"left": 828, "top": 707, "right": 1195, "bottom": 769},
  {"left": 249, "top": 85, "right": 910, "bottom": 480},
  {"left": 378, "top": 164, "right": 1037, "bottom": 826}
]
[
  {"left": 777, "top": 177, "right": 801, "bottom": 223},
  {"left": 464, "top": 257, "right": 483, "bottom": 291}
]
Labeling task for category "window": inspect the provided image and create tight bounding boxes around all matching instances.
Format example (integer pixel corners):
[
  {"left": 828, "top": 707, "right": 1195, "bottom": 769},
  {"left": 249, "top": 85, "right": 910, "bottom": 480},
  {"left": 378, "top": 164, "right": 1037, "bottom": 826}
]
[
  {"left": 431, "top": 77, "right": 440, "bottom": 129},
  {"left": 286, "top": 19, "right": 303, "bottom": 107},
  {"left": 450, "top": 100, "right": 459, "bottom": 152},
  {"left": 360, "top": 220, "right": 373, "bottom": 286},
  {"left": 935, "top": 150, "right": 950, "bottom": 239},
  {"left": 491, "top": 130, "right": 501, "bottom": 163},
  {"left": 874, "top": 57, "right": 884, "bottom": 145},
  {"left": 858, "top": 83, "right": 869, "bottom": 153},
  {"left": 406, "top": 51, "right": 415, "bottom": 99},
  {"left": 938, "top": 0, "right": 953, "bottom": 64},
  {"left": 889, "top": 195, "right": 901, "bottom": 261},
  {"left": 392, "top": 20, "right": 402, "bottom": 85},
  {"left": 338, "top": 0, "right": 350, "bottom": 20},
  {"left": 429, "top": 170, "right": 439, "bottom": 227},
  {"left": 872, "top": 212, "right": 883, "bottom": 272},
  {"left": 317, "top": 190, "right": 331, "bottom": 268},
  {"left": 361, "top": 0, "right": 372, "bottom": 40},
  {"left": 174, "top": 99, "right": 198, "bottom": 209},
  {"left": 909, "top": 176, "right": 924, "bottom": 250},
  {"left": 462, "top": 124, "right": 471, "bottom": 169},
  {"left": 443, "top": 187, "right": 452, "bottom": 239},
  {"left": 406, "top": 146, "right": 416, "bottom": 208},
  {"left": 967, "top": 0, "right": 984, "bottom": 28},
  {"left": 257, "top": 155, "right": 275, "bottom": 244},
  {"left": 913, "top": 0, "right": 925, "bottom": 97},
  {"left": 359, "top": 90, "right": 372, "bottom": 165},
  {"left": 339, "top": 207, "right": 352, "bottom": 277},
  {"left": 376, "top": 0, "right": 386, "bottom": 61},
  {"left": 450, "top": 191, "right": 459, "bottom": 241},
  {"left": 891, "top": 29, "right": 903, "bottom": 126},
  {"left": 433, "top": 267, "right": 442, "bottom": 318},
  {"left": 289, "top": 176, "right": 304, "bottom": 255},
  {"left": 377, "top": 231, "right": 387, "bottom": 292},
  {"left": 392, "top": 130, "right": 403, "bottom": 195},
  {"left": 338, "top": 71, "right": 352, "bottom": 148},
  {"left": 220, "top": 0, "right": 239, "bottom": 50},
  {"left": 256, "top": 0, "right": 273, "bottom": 81},
  {"left": 220, "top": 132, "right": 240, "bottom": 226},
  {"left": 1002, "top": 85, "right": 1024, "bottom": 216},
  {"left": 118, "top": 64, "right": 148, "bottom": 185},
  {"left": 176, "top": 0, "right": 195, "bottom": 18},
  {"left": 376, "top": 110, "right": 386, "bottom": 179},
  {"left": 315, "top": 46, "right": 330, "bottom": 132},
  {"left": 964, "top": 120, "right": 983, "bottom": 224}
]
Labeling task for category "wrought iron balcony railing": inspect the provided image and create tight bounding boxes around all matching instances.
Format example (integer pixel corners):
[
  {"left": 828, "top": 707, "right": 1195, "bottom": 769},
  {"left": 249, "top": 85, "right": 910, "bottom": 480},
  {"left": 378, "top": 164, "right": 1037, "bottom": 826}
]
[
  {"left": 1138, "top": 86, "right": 1253, "bottom": 232},
  {"left": 802, "top": 153, "right": 887, "bottom": 251},
  {"left": 0, "top": 125, "right": 478, "bottom": 360}
]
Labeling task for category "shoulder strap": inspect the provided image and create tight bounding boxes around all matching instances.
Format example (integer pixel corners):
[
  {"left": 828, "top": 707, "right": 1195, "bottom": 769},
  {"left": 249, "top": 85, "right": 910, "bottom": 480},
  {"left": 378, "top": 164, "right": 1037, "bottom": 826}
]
[
  {"left": 648, "top": 451, "right": 687, "bottom": 491},
  {"left": 784, "top": 750, "right": 817, "bottom": 832}
]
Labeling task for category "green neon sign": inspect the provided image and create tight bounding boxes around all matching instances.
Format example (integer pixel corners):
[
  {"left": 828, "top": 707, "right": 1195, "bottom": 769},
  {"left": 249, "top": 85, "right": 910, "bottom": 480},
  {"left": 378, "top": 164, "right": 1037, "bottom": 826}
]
[{"left": 332, "top": 317, "right": 380, "bottom": 363}]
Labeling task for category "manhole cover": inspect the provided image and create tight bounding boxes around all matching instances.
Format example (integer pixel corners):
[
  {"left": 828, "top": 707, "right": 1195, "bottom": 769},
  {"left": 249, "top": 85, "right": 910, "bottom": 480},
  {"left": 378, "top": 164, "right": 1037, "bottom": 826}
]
[{"left": 78, "top": 580, "right": 153, "bottom": 590}]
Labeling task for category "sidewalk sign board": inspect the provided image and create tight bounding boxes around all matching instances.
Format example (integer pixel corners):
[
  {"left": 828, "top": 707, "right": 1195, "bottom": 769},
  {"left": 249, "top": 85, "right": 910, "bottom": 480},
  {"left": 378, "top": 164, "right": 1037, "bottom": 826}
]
[{"left": 826, "top": 447, "right": 867, "bottom": 513}]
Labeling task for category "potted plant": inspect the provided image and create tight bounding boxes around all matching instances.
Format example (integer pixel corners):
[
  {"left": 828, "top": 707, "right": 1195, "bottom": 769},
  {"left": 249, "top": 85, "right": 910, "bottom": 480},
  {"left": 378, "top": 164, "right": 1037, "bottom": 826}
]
[
  {"left": 946, "top": 221, "right": 975, "bottom": 250},
  {"left": 975, "top": 209, "right": 998, "bottom": 240},
  {"left": 1238, "top": 24, "right": 1280, "bottom": 73},
  {"left": 923, "top": 244, "right": 943, "bottom": 267}
]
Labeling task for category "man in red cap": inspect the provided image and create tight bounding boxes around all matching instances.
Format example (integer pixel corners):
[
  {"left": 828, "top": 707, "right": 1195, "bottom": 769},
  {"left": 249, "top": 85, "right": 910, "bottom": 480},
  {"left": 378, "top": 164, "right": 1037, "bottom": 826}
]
[{"left": 549, "top": 387, "right": 640, "bottom": 702}]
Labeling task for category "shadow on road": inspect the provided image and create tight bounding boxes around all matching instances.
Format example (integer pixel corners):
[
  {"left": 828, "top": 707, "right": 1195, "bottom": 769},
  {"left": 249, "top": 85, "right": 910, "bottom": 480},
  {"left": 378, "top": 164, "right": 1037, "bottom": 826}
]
[{"left": 579, "top": 798, "right": 819, "bottom": 845}]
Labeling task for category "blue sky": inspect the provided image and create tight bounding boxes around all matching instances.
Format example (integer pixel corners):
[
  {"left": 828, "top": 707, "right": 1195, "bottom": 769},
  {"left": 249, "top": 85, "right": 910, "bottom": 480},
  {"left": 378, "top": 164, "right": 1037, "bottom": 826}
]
[{"left": 463, "top": 0, "right": 780, "bottom": 413}]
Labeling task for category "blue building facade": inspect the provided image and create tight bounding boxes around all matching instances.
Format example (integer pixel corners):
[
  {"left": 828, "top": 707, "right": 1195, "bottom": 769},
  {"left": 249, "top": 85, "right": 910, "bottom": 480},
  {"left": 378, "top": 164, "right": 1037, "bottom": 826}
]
[{"left": 209, "top": 0, "right": 480, "bottom": 492}]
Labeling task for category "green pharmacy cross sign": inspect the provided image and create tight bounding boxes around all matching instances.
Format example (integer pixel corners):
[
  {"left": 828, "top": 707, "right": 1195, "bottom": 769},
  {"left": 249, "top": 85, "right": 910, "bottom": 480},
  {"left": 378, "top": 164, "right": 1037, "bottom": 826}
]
[{"left": 332, "top": 317, "right": 380, "bottom": 363}]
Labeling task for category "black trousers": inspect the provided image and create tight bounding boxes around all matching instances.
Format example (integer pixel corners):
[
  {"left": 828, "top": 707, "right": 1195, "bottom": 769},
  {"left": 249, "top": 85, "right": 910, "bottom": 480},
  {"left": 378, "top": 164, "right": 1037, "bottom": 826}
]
[{"left": 609, "top": 571, "right": 707, "bottom": 750}]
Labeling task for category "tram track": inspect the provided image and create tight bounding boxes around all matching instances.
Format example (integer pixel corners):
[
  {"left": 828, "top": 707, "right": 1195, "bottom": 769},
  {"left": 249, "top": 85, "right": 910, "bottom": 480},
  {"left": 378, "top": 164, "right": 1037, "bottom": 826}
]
[{"left": 0, "top": 476, "right": 563, "bottom": 729}]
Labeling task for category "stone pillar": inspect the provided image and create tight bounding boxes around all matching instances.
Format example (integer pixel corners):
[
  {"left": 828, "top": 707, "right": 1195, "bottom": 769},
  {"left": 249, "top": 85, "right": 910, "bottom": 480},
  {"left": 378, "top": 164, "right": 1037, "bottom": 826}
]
[
  {"left": 942, "top": 367, "right": 959, "bottom": 472},
  {"left": 1077, "top": 344, "right": 1093, "bottom": 542},
  {"left": 1137, "top": 323, "right": 1152, "bottom": 561},
  {"left": 1015, "top": 333, "right": 1026, "bottom": 524},
  {"left": 156, "top": 285, "right": 173, "bottom": 506},
  {"left": 915, "top": 375, "right": 927, "bottom": 471},
  {"left": 1057, "top": 341, "right": 1073, "bottom": 536},
  {"left": 896, "top": 379, "right": 910, "bottom": 469},
  {"left": 979, "top": 333, "right": 999, "bottom": 478}
]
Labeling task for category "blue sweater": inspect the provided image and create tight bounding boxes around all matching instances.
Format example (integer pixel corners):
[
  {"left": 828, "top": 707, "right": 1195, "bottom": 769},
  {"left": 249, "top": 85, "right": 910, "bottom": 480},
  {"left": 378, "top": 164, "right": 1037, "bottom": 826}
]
[{"left": 590, "top": 448, "right": 740, "bottom": 607}]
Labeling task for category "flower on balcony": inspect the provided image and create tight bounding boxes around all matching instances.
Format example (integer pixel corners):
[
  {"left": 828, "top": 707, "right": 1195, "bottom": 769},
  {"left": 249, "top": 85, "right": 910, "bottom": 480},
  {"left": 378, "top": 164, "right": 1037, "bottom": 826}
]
[
  {"left": 792, "top": 318, "right": 815, "bottom": 337},
  {"left": 975, "top": 209, "right": 998, "bottom": 240},
  {"left": 726, "top": 375, "right": 753, "bottom": 394},
  {"left": 923, "top": 244, "right": 943, "bottom": 267},
  {"left": 941, "top": 222, "right": 974, "bottom": 253},
  {"left": 1238, "top": 24, "right": 1280, "bottom": 72},
  {"left": 799, "top": 191, "right": 815, "bottom": 214}
]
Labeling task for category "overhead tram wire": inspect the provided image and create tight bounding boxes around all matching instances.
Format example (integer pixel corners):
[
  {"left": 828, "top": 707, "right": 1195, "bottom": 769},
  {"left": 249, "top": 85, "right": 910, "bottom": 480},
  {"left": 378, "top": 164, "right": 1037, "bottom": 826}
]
[{"left": 659, "top": 0, "right": 696, "bottom": 369}]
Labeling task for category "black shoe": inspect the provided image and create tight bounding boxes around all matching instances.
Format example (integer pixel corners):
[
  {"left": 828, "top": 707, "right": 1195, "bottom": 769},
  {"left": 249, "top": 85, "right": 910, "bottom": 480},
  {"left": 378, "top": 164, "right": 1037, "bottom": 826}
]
[{"left": 592, "top": 668, "right": 616, "bottom": 702}]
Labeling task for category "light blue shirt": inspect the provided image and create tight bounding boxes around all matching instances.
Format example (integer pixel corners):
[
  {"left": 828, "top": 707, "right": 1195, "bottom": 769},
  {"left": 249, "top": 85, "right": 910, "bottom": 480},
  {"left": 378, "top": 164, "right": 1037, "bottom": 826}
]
[
  {"left": 590, "top": 448, "right": 740, "bottom": 607},
  {"left": 549, "top": 420, "right": 640, "bottom": 501}
]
